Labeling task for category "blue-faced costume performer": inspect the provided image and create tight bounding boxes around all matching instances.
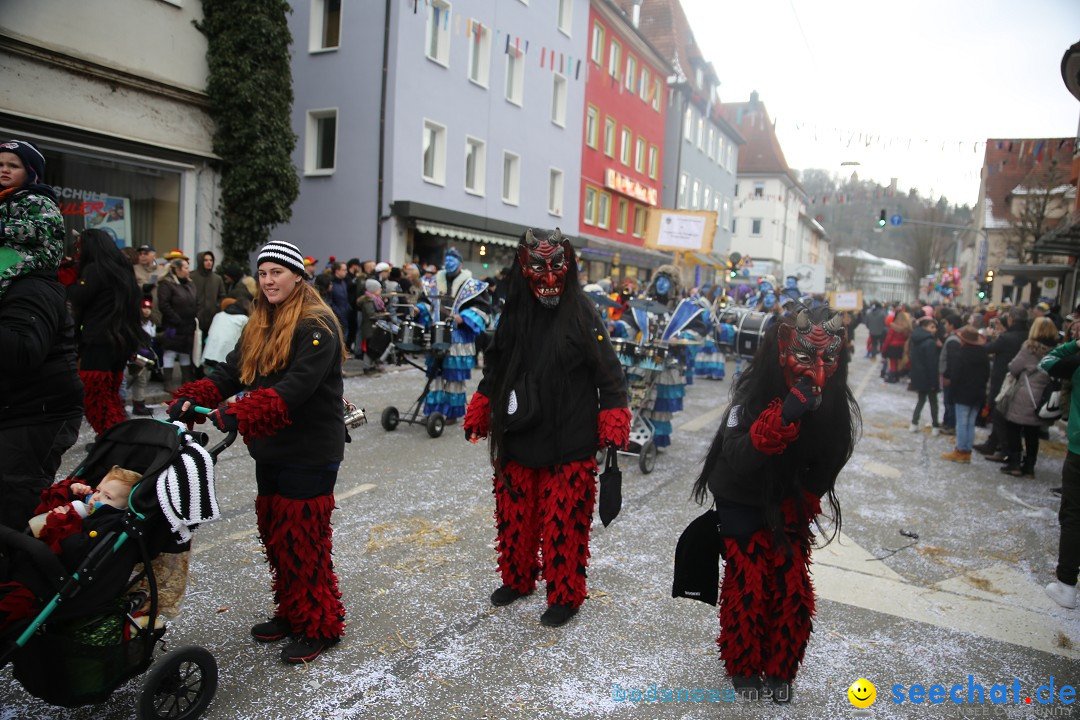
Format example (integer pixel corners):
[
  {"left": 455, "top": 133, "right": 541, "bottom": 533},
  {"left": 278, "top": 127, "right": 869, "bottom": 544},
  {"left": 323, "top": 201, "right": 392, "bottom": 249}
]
[
  {"left": 462, "top": 228, "right": 631, "bottom": 628},
  {"left": 416, "top": 248, "right": 489, "bottom": 421},
  {"left": 688, "top": 305, "right": 859, "bottom": 702}
]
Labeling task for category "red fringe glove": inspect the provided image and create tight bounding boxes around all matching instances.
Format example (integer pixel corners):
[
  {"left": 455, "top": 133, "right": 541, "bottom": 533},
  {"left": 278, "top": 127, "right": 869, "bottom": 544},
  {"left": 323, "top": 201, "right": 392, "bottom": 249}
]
[
  {"left": 597, "top": 407, "right": 632, "bottom": 450},
  {"left": 463, "top": 392, "right": 491, "bottom": 438},
  {"left": 229, "top": 387, "right": 291, "bottom": 439},
  {"left": 37, "top": 506, "right": 85, "bottom": 554},
  {"left": 172, "top": 378, "right": 223, "bottom": 408},
  {"left": 749, "top": 399, "right": 800, "bottom": 455},
  {"left": 34, "top": 477, "right": 82, "bottom": 515}
]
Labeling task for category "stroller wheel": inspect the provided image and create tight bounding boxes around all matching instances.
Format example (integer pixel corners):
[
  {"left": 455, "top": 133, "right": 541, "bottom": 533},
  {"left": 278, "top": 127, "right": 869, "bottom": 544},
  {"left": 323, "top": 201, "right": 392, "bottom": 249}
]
[
  {"left": 426, "top": 412, "right": 445, "bottom": 438},
  {"left": 380, "top": 406, "right": 400, "bottom": 431},
  {"left": 639, "top": 440, "right": 657, "bottom": 474},
  {"left": 138, "top": 646, "right": 218, "bottom": 720}
]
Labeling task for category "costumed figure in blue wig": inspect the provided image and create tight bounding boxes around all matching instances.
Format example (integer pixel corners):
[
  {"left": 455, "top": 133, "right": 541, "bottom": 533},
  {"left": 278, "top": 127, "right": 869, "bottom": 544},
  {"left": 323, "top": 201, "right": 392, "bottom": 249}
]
[
  {"left": 622, "top": 264, "right": 685, "bottom": 449},
  {"left": 692, "top": 289, "right": 725, "bottom": 381},
  {"left": 416, "top": 248, "right": 489, "bottom": 421}
]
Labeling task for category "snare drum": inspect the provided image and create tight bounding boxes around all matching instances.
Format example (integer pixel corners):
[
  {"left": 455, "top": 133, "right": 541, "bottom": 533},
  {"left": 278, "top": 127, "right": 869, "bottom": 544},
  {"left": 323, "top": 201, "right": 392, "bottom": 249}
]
[
  {"left": 430, "top": 321, "right": 452, "bottom": 351},
  {"left": 396, "top": 321, "right": 426, "bottom": 352}
]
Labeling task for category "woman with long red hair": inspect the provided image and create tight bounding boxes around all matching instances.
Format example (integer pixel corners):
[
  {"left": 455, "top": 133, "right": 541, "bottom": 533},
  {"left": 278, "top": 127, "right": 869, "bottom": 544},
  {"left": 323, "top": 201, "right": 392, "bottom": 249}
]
[{"left": 169, "top": 240, "right": 347, "bottom": 664}]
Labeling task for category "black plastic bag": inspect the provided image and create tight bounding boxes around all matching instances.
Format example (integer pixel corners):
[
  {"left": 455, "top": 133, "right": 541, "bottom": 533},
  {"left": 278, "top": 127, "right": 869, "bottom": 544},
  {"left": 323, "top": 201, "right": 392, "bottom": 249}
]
[{"left": 597, "top": 448, "right": 622, "bottom": 527}]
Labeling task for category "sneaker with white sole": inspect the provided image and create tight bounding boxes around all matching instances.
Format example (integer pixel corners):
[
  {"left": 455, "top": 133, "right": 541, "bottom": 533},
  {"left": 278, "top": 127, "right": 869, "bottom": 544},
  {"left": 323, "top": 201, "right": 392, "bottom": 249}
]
[
  {"left": 909, "top": 423, "right": 919, "bottom": 433},
  {"left": 931, "top": 427, "right": 940, "bottom": 436},
  {"left": 1045, "top": 580, "right": 1077, "bottom": 609}
]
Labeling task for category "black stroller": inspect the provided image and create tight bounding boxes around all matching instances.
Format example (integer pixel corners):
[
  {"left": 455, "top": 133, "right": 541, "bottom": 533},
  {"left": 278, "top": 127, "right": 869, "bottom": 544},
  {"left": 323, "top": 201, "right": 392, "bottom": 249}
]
[{"left": 0, "top": 418, "right": 233, "bottom": 719}]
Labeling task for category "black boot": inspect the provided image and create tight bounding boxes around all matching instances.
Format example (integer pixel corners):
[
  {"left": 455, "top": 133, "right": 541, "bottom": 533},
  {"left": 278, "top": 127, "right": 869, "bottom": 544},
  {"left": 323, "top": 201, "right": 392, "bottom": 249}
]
[
  {"left": 539, "top": 604, "right": 577, "bottom": 627},
  {"left": 490, "top": 585, "right": 528, "bottom": 607},
  {"left": 731, "top": 675, "right": 763, "bottom": 700},
  {"left": 132, "top": 400, "right": 154, "bottom": 417},
  {"left": 764, "top": 677, "right": 793, "bottom": 704}
]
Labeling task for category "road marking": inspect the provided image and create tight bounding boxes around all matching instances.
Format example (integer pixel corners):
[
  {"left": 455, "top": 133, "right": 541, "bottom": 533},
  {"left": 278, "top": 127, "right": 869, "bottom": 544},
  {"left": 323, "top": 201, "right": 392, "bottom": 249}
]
[
  {"left": 193, "top": 484, "right": 376, "bottom": 555},
  {"left": 816, "top": 533, "right": 1079, "bottom": 659}
]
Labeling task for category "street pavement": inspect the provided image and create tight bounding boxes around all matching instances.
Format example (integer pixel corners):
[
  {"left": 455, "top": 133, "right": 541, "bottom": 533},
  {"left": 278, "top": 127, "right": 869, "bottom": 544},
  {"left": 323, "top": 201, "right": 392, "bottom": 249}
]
[{"left": 3, "top": 327, "right": 1079, "bottom": 720}]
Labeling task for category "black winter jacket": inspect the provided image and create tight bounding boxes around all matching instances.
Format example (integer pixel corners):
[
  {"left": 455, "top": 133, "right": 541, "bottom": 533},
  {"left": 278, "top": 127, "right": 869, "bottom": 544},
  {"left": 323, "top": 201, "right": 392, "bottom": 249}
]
[
  {"left": 944, "top": 343, "right": 990, "bottom": 407},
  {"left": 908, "top": 327, "right": 940, "bottom": 393},
  {"left": 210, "top": 317, "right": 345, "bottom": 465},
  {"left": 157, "top": 274, "right": 198, "bottom": 353},
  {"left": 0, "top": 271, "right": 83, "bottom": 428},
  {"left": 984, "top": 323, "right": 1027, "bottom": 398}
]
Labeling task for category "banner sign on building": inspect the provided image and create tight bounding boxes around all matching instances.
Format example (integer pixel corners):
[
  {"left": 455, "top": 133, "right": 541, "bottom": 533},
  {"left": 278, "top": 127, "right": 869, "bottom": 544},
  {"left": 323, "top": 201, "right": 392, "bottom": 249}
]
[
  {"left": 604, "top": 168, "right": 658, "bottom": 206},
  {"left": 645, "top": 210, "right": 717, "bottom": 253}
]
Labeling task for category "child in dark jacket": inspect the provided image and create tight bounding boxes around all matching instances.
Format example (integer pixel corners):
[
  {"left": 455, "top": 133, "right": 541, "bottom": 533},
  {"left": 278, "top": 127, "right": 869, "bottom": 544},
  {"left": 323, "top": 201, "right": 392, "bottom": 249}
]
[{"left": 908, "top": 317, "right": 941, "bottom": 434}]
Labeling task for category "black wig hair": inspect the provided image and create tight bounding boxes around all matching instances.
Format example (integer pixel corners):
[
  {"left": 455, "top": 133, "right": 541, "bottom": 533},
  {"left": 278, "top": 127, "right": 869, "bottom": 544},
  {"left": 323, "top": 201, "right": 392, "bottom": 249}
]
[
  {"left": 485, "top": 229, "right": 615, "bottom": 474},
  {"left": 76, "top": 229, "right": 147, "bottom": 355},
  {"left": 691, "top": 305, "right": 861, "bottom": 545}
]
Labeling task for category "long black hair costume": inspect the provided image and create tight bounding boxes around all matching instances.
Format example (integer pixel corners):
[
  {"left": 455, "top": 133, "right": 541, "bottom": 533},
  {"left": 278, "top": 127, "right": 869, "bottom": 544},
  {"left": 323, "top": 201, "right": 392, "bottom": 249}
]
[
  {"left": 463, "top": 229, "right": 630, "bottom": 627},
  {"left": 66, "top": 228, "right": 145, "bottom": 434},
  {"left": 691, "top": 305, "right": 860, "bottom": 700}
]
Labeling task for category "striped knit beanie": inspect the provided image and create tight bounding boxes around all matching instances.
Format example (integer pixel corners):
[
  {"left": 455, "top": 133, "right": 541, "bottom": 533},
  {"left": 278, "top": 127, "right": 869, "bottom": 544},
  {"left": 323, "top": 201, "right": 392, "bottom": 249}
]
[
  {"left": 257, "top": 240, "right": 307, "bottom": 277},
  {"left": 0, "top": 139, "right": 46, "bottom": 184}
]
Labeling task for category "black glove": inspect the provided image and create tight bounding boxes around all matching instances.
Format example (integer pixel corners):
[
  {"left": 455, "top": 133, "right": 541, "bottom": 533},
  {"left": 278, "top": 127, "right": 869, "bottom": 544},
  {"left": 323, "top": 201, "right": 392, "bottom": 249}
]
[
  {"left": 207, "top": 406, "right": 239, "bottom": 434},
  {"left": 167, "top": 397, "right": 200, "bottom": 423},
  {"left": 781, "top": 377, "right": 817, "bottom": 425}
]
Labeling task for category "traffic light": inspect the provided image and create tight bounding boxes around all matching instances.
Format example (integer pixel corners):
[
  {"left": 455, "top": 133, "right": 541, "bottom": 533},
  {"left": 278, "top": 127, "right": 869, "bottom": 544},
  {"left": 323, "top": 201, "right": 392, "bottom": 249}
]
[
  {"left": 877, "top": 209, "right": 887, "bottom": 228},
  {"left": 977, "top": 283, "right": 987, "bottom": 299}
]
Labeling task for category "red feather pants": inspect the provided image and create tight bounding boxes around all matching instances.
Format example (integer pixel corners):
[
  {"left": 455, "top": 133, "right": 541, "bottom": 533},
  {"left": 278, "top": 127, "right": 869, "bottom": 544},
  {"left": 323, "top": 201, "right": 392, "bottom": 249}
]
[
  {"left": 80, "top": 370, "right": 126, "bottom": 435},
  {"left": 717, "top": 494, "right": 820, "bottom": 683},
  {"left": 257, "top": 494, "right": 344, "bottom": 640},
  {"left": 493, "top": 459, "right": 597, "bottom": 608}
]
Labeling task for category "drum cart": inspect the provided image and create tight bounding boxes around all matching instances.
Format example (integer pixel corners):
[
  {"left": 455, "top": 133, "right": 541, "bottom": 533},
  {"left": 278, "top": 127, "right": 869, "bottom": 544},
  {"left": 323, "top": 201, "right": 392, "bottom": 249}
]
[
  {"left": 609, "top": 338, "right": 661, "bottom": 473},
  {"left": 377, "top": 312, "right": 451, "bottom": 439}
]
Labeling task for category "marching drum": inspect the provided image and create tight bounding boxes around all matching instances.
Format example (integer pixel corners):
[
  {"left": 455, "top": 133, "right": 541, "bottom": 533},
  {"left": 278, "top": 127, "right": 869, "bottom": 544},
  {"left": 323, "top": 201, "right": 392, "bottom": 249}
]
[
  {"left": 716, "top": 308, "right": 776, "bottom": 358},
  {"left": 396, "top": 321, "right": 427, "bottom": 352},
  {"left": 430, "top": 321, "right": 452, "bottom": 351},
  {"left": 610, "top": 338, "right": 642, "bottom": 368}
]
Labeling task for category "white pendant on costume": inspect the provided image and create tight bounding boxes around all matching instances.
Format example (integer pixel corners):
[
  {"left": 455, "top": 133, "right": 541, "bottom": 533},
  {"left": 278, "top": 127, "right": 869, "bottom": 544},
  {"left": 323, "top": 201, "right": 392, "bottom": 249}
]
[{"left": 508, "top": 390, "right": 519, "bottom": 415}]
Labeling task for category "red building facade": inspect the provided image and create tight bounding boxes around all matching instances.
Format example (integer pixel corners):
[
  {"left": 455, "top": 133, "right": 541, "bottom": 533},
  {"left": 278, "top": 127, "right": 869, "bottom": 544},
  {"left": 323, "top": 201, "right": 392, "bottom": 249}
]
[{"left": 579, "top": 1, "right": 670, "bottom": 263}]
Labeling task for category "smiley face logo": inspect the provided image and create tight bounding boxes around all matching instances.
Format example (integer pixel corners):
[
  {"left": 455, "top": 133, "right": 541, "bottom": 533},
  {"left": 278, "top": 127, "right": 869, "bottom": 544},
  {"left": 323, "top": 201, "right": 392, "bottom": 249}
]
[{"left": 847, "top": 678, "right": 876, "bottom": 708}]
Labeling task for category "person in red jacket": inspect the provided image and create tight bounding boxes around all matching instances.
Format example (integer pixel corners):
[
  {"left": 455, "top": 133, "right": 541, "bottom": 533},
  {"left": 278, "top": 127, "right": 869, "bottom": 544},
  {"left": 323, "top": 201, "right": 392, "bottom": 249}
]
[
  {"left": 881, "top": 309, "right": 912, "bottom": 383},
  {"left": 463, "top": 228, "right": 631, "bottom": 628}
]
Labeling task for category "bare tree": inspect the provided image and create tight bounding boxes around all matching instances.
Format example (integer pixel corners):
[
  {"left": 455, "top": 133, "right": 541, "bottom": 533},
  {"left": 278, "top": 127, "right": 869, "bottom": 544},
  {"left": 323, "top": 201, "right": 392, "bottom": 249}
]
[
  {"left": 907, "top": 198, "right": 956, "bottom": 277},
  {"left": 1003, "top": 157, "right": 1070, "bottom": 263}
]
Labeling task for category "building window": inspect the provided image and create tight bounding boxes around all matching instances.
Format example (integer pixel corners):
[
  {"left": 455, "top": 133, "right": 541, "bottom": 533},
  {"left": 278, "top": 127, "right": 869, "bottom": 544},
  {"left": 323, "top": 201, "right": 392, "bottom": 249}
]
[
  {"left": 696, "top": 117, "right": 704, "bottom": 149},
  {"left": 548, "top": 167, "right": 564, "bottom": 216},
  {"left": 753, "top": 181, "right": 764, "bottom": 198},
  {"left": 551, "top": 73, "right": 567, "bottom": 127},
  {"left": 310, "top": 0, "right": 341, "bottom": 51},
  {"left": 422, "top": 118, "right": 446, "bottom": 185},
  {"left": 603, "top": 117, "right": 615, "bottom": 157},
  {"left": 585, "top": 105, "right": 599, "bottom": 148},
  {"left": 625, "top": 55, "right": 636, "bottom": 92},
  {"left": 616, "top": 199, "right": 628, "bottom": 233},
  {"left": 648, "top": 145, "right": 658, "bottom": 179},
  {"left": 726, "top": 144, "right": 735, "bottom": 171},
  {"left": 608, "top": 40, "right": 621, "bottom": 80},
  {"left": 597, "top": 192, "right": 611, "bottom": 230},
  {"left": 634, "top": 138, "right": 645, "bottom": 173},
  {"left": 305, "top": 108, "right": 337, "bottom": 174},
  {"left": 502, "top": 151, "right": 520, "bottom": 205},
  {"left": 691, "top": 179, "right": 701, "bottom": 209},
  {"left": 620, "top": 127, "right": 631, "bottom": 166},
  {"left": 467, "top": 20, "right": 491, "bottom": 87},
  {"left": 653, "top": 78, "right": 662, "bottom": 110},
  {"left": 717, "top": 136, "right": 725, "bottom": 168},
  {"left": 684, "top": 107, "right": 693, "bottom": 142},
  {"left": 633, "top": 204, "right": 646, "bottom": 238},
  {"left": 639, "top": 67, "right": 650, "bottom": 101},
  {"left": 707, "top": 127, "right": 715, "bottom": 159},
  {"left": 731, "top": 218, "right": 736, "bottom": 234},
  {"left": 678, "top": 172, "right": 688, "bottom": 209},
  {"left": 590, "top": 21, "right": 604, "bottom": 64},
  {"left": 703, "top": 185, "right": 712, "bottom": 211},
  {"left": 557, "top": 0, "right": 572, "bottom": 35},
  {"left": 751, "top": 218, "right": 763, "bottom": 235},
  {"left": 505, "top": 48, "right": 525, "bottom": 106},
  {"left": 583, "top": 186, "right": 597, "bottom": 226},
  {"left": 464, "top": 136, "right": 485, "bottom": 195},
  {"left": 734, "top": 183, "right": 739, "bottom": 197},
  {"left": 425, "top": 0, "right": 451, "bottom": 66},
  {"left": 722, "top": 198, "right": 730, "bottom": 231}
]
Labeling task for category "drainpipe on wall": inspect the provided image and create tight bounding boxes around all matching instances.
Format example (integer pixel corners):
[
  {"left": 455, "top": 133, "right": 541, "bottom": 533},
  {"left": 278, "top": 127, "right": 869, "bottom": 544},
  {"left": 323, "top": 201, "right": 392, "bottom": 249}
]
[{"left": 375, "top": 0, "right": 392, "bottom": 261}]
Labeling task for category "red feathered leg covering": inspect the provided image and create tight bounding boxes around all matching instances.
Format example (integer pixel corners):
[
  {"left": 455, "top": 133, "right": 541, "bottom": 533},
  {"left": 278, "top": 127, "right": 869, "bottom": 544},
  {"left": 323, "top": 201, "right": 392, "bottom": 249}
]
[
  {"left": 255, "top": 495, "right": 287, "bottom": 625},
  {"left": 266, "top": 494, "right": 344, "bottom": 641},
  {"left": 493, "top": 462, "right": 541, "bottom": 595},
  {"left": 80, "top": 370, "right": 127, "bottom": 435},
  {"left": 539, "top": 458, "right": 597, "bottom": 609},
  {"left": 0, "top": 582, "right": 37, "bottom": 633},
  {"left": 717, "top": 493, "right": 820, "bottom": 684}
]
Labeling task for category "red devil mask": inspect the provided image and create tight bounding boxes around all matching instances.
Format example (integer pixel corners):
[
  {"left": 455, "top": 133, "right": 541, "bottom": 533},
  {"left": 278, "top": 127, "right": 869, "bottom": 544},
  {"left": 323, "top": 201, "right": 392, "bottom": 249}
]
[
  {"left": 777, "top": 308, "right": 845, "bottom": 397},
  {"left": 518, "top": 227, "right": 570, "bottom": 308}
]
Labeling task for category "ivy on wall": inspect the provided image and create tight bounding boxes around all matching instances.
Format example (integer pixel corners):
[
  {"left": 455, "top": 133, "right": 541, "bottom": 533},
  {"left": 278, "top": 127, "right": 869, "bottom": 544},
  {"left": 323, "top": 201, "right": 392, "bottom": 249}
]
[{"left": 196, "top": 0, "right": 299, "bottom": 264}]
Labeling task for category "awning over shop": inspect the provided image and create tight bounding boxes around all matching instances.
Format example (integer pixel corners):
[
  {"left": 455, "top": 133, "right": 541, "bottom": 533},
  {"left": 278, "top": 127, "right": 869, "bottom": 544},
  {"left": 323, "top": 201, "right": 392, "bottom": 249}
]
[
  {"left": 414, "top": 220, "right": 517, "bottom": 247},
  {"left": 684, "top": 252, "right": 726, "bottom": 268},
  {"left": 995, "top": 263, "right": 1074, "bottom": 279},
  {"left": 577, "top": 233, "right": 673, "bottom": 268},
  {"left": 1033, "top": 211, "right": 1080, "bottom": 256}
]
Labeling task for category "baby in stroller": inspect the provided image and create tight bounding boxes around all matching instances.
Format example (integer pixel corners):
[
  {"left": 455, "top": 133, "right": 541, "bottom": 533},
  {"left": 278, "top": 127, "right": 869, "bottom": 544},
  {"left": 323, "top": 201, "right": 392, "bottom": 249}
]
[{"left": 29, "top": 465, "right": 140, "bottom": 558}]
